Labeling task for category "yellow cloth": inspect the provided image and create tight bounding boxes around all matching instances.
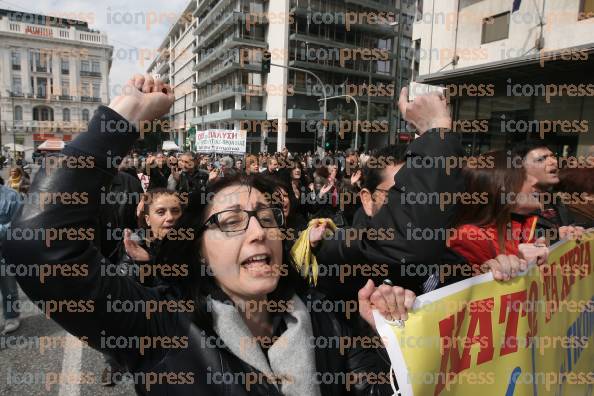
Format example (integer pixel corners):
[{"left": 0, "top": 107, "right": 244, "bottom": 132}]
[
  {"left": 8, "top": 176, "right": 21, "bottom": 191},
  {"left": 290, "top": 218, "right": 336, "bottom": 285}
]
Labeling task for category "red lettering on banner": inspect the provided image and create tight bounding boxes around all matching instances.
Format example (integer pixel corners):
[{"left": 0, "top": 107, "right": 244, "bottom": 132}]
[
  {"left": 541, "top": 262, "right": 560, "bottom": 322},
  {"left": 526, "top": 281, "right": 538, "bottom": 341},
  {"left": 498, "top": 291, "right": 527, "bottom": 356},
  {"left": 435, "top": 298, "right": 495, "bottom": 396},
  {"left": 583, "top": 241, "right": 591, "bottom": 277}
]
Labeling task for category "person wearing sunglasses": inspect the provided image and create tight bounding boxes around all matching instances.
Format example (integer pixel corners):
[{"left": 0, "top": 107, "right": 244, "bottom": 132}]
[{"left": 5, "top": 74, "right": 414, "bottom": 395}]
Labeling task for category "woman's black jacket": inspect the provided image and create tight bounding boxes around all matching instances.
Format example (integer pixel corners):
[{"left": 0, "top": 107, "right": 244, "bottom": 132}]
[{"left": 4, "top": 106, "right": 392, "bottom": 396}]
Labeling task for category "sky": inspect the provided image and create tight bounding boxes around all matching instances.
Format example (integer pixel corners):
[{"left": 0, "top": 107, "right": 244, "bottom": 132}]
[{"left": 0, "top": 0, "right": 190, "bottom": 97}]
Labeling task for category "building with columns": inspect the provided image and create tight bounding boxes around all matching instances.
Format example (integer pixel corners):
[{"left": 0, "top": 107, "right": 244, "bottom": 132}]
[{"left": 0, "top": 8, "right": 112, "bottom": 156}]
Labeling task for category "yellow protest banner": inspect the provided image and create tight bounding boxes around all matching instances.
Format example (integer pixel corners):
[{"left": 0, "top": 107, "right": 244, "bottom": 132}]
[{"left": 375, "top": 232, "right": 594, "bottom": 396}]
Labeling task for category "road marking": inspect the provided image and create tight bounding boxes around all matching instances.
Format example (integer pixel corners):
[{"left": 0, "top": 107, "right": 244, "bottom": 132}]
[{"left": 58, "top": 334, "right": 83, "bottom": 396}]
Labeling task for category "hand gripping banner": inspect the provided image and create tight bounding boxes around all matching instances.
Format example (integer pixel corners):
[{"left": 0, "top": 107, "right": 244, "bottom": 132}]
[{"left": 374, "top": 231, "right": 594, "bottom": 396}]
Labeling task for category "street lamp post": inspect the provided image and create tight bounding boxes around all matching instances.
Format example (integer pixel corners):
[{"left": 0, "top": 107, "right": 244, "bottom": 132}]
[
  {"left": 270, "top": 63, "right": 327, "bottom": 151},
  {"left": 318, "top": 95, "right": 360, "bottom": 149},
  {"left": 8, "top": 91, "right": 16, "bottom": 159}
]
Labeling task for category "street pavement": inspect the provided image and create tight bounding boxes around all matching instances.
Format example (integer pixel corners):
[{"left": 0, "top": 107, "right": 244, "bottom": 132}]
[{"left": 0, "top": 164, "right": 136, "bottom": 396}]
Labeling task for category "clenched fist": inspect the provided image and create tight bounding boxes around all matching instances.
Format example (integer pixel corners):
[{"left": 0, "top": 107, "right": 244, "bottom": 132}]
[
  {"left": 109, "top": 74, "right": 175, "bottom": 126},
  {"left": 398, "top": 87, "right": 452, "bottom": 135}
]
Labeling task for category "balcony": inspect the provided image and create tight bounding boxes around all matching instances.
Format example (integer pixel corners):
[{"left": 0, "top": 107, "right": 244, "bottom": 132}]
[
  {"left": 195, "top": 60, "right": 260, "bottom": 88},
  {"left": 9, "top": 92, "right": 24, "bottom": 98},
  {"left": 195, "top": 11, "right": 244, "bottom": 50},
  {"left": 58, "top": 95, "right": 72, "bottom": 101},
  {"left": 80, "top": 71, "right": 101, "bottom": 77},
  {"left": 81, "top": 96, "right": 101, "bottom": 103},
  {"left": 0, "top": 18, "right": 109, "bottom": 45},
  {"left": 194, "top": 35, "right": 266, "bottom": 70},
  {"left": 345, "top": 0, "right": 396, "bottom": 12},
  {"left": 195, "top": 85, "right": 264, "bottom": 107},
  {"left": 157, "top": 60, "right": 170, "bottom": 75},
  {"left": 291, "top": 6, "right": 395, "bottom": 36},
  {"left": 61, "top": 69, "right": 70, "bottom": 75}
]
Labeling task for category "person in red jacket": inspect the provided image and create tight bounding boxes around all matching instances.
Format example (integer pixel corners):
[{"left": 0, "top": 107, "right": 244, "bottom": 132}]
[{"left": 449, "top": 150, "right": 547, "bottom": 281}]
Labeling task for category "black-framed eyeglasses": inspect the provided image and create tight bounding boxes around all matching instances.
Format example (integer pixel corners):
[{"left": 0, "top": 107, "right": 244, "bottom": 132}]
[{"left": 201, "top": 207, "right": 284, "bottom": 234}]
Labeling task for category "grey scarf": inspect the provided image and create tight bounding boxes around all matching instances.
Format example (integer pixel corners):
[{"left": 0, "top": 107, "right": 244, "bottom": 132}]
[{"left": 210, "top": 294, "right": 321, "bottom": 396}]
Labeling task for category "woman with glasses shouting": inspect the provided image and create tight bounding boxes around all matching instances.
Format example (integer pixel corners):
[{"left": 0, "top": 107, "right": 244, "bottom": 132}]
[{"left": 4, "top": 74, "right": 413, "bottom": 396}]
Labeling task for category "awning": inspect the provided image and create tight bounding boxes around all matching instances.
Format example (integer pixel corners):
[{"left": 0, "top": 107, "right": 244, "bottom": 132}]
[
  {"left": 3, "top": 143, "right": 34, "bottom": 152},
  {"left": 37, "top": 139, "right": 65, "bottom": 151},
  {"left": 162, "top": 140, "right": 181, "bottom": 151},
  {"left": 416, "top": 44, "right": 594, "bottom": 85}
]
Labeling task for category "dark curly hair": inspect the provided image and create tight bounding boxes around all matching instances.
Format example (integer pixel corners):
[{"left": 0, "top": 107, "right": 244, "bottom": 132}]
[{"left": 156, "top": 173, "right": 306, "bottom": 334}]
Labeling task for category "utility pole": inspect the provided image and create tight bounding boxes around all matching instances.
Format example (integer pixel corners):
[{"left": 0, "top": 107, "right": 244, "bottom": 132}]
[
  {"left": 365, "top": 61, "right": 372, "bottom": 151},
  {"left": 393, "top": 4, "right": 405, "bottom": 145},
  {"left": 269, "top": 63, "right": 328, "bottom": 151},
  {"left": 318, "top": 95, "right": 359, "bottom": 149}
]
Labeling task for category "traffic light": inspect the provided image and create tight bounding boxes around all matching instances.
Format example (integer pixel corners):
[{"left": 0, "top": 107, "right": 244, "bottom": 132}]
[
  {"left": 261, "top": 50, "right": 271, "bottom": 74},
  {"left": 325, "top": 130, "right": 336, "bottom": 151}
]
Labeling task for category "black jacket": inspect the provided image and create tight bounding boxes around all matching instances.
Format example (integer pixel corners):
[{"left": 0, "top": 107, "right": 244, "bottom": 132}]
[
  {"left": 4, "top": 106, "right": 392, "bottom": 396},
  {"left": 98, "top": 170, "right": 145, "bottom": 262},
  {"left": 315, "top": 130, "right": 466, "bottom": 296},
  {"left": 148, "top": 165, "right": 171, "bottom": 190}
]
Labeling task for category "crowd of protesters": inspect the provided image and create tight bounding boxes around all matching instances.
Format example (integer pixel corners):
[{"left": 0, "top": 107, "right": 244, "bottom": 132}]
[{"left": 0, "top": 74, "right": 592, "bottom": 395}]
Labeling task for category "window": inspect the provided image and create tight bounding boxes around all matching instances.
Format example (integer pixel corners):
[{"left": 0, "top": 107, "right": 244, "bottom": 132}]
[
  {"left": 11, "top": 50, "right": 21, "bottom": 70},
  {"left": 12, "top": 77, "right": 22, "bottom": 95},
  {"left": 580, "top": 0, "right": 594, "bottom": 19},
  {"left": 33, "top": 106, "right": 54, "bottom": 121},
  {"left": 413, "top": 39, "right": 421, "bottom": 80},
  {"left": 91, "top": 61, "right": 100, "bottom": 73},
  {"left": 33, "top": 51, "right": 49, "bottom": 72},
  {"left": 81, "top": 83, "right": 90, "bottom": 97},
  {"left": 61, "top": 80, "right": 69, "bottom": 96},
  {"left": 82, "top": 109, "right": 90, "bottom": 122},
  {"left": 14, "top": 106, "right": 23, "bottom": 121},
  {"left": 36, "top": 78, "right": 48, "bottom": 98},
  {"left": 81, "top": 60, "right": 90, "bottom": 72},
  {"left": 63, "top": 108, "right": 70, "bottom": 122},
  {"left": 416, "top": 0, "right": 423, "bottom": 21},
  {"left": 92, "top": 83, "right": 100, "bottom": 98},
  {"left": 482, "top": 12, "right": 510, "bottom": 44},
  {"left": 61, "top": 58, "right": 69, "bottom": 74}
]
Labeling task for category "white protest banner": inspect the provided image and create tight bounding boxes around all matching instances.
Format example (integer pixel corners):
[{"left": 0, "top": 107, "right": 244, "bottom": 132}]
[{"left": 195, "top": 130, "right": 247, "bottom": 154}]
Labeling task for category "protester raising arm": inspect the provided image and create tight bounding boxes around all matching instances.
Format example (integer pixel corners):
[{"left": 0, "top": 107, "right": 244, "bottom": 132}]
[
  {"left": 315, "top": 89, "right": 465, "bottom": 295},
  {"left": 3, "top": 75, "right": 176, "bottom": 364}
]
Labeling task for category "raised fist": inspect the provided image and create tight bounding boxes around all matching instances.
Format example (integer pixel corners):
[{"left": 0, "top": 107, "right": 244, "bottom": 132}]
[{"left": 109, "top": 74, "right": 175, "bottom": 125}]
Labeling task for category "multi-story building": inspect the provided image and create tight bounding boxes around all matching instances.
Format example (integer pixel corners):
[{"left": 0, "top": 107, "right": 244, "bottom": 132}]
[
  {"left": 283, "top": 0, "right": 415, "bottom": 152},
  {"left": 0, "top": 8, "right": 113, "bottom": 155},
  {"left": 182, "top": 0, "right": 413, "bottom": 154},
  {"left": 411, "top": 0, "right": 594, "bottom": 156},
  {"left": 147, "top": 0, "right": 197, "bottom": 151}
]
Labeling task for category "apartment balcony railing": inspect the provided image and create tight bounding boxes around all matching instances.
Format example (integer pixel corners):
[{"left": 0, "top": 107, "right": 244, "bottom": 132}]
[
  {"left": 195, "top": 10, "right": 245, "bottom": 50},
  {"left": 194, "top": 0, "right": 235, "bottom": 36},
  {"left": 80, "top": 71, "right": 101, "bottom": 77},
  {"left": 81, "top": 96, "right": 101, "bottom": 102},
  {"left": 194, "top": 85, "right": 264, "bottom": 107},
  {"left": 58, "top": 95, "right": 72, "bottom": 101},
  {"left": 194, "top": 35, "right": 266, "bottom": 70}
]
